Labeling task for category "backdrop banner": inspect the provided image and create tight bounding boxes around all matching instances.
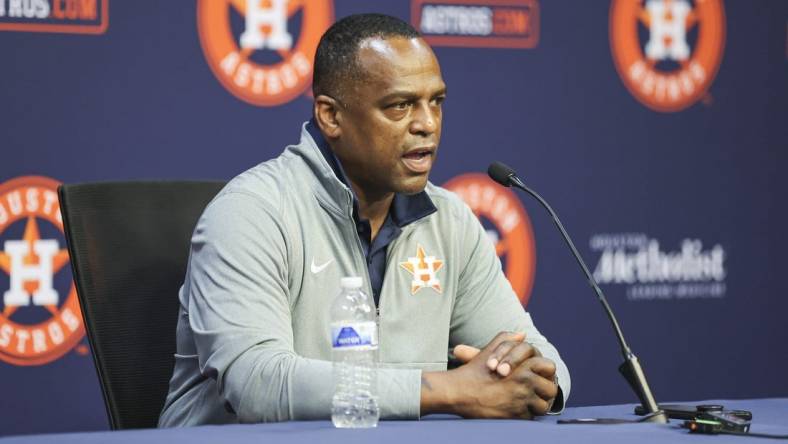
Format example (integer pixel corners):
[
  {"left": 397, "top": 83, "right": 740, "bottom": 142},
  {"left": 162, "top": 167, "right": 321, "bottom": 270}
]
[{"left": 1, "top": 0, "right": 786, "bottom": 436}]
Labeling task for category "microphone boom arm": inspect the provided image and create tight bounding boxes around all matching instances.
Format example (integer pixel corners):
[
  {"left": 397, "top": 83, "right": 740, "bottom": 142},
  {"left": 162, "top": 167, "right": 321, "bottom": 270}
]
[{"left": 503, "top": 172, "right": 664, "bottom": 420}]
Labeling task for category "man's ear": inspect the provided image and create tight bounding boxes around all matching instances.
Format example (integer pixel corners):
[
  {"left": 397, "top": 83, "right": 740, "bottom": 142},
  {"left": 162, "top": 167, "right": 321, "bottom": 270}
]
[{"left": 313, "top": 94, "right": 342, "bottom": 139}]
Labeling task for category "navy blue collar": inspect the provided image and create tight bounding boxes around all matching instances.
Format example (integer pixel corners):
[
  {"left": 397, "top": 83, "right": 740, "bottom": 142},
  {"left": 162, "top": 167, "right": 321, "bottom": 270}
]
[{"left": 306, "top": 119, "right": 436, "bottom": 227}]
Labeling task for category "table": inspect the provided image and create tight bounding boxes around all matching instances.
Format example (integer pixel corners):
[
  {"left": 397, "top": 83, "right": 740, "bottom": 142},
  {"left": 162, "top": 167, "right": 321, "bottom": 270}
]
[{"left": 3, "top": 399, "right": 787, "bottom": 443}]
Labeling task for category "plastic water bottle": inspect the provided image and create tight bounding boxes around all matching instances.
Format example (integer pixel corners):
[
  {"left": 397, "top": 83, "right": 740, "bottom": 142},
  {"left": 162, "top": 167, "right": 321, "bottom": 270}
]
[{"left": 330, "top": 276, "right": 379, "bottom": 428}]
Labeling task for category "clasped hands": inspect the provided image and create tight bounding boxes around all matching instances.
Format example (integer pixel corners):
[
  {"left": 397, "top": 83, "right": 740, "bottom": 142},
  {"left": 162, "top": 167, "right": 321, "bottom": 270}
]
[{"left": 422, "top": 332, "right": 558, "bottom": 419}]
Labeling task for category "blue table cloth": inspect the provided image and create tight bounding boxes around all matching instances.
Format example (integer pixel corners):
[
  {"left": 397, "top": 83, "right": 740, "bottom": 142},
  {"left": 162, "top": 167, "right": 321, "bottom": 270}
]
[{"left": 3, "top": 399, "right": 786, "bottom": 443}]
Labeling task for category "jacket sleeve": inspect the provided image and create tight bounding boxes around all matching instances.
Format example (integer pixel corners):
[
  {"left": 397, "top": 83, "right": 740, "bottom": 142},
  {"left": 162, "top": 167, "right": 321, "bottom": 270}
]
[
  {"left": 186, "top": 191, "right": 421, "bottom": 422},
  {"left": 448, "top": 201, "right": 571, "bottom": 411}
]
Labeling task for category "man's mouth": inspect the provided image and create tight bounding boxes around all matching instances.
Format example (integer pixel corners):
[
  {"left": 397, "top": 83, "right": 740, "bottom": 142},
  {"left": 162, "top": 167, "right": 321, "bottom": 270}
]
[{"left": 402, "top": 148, "right": 435, "bottom": 174}]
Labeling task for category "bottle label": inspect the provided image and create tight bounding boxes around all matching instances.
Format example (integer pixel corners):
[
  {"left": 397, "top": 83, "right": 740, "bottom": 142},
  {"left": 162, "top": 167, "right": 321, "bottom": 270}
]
[{"left": 331, "top": 321, "right": 378, "bottom": 350}]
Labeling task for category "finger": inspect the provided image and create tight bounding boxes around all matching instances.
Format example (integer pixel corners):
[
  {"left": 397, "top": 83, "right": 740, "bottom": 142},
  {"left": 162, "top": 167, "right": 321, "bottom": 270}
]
[
  {"left": 523, "top": 357, "right": 557, "bottom": 379},
  {"left": 528, "top": 396, "right": 551, "bottom": 416},
  {"left": 509, "top": 367, "right": 558, "bottom": 401},
  {"left": 453, "top": 344, "right": 480, "bottom": 363},
  {"left": 530, "top": 373, "right": 559, "bottom": 401},
  {"left": 496, "top": 342, "right": 537, "bottom": 376},
  {"left": 486, "top": 339, "right": 524, "bottom": 372},
  {"left": 479, "top": 332, "right": 525, "bottom": 366}
]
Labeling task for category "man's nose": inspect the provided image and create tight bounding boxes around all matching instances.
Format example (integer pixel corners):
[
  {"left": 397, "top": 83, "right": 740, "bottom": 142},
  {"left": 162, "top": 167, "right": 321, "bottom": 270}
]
[{"left": 410, "top": 102, "right": 438, "bottom": 136}]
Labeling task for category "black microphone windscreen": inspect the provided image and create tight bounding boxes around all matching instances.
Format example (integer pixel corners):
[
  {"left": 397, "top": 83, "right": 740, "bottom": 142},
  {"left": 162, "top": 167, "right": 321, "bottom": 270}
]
[{"left": 487, "top": 161, "right": 516, "bottom": 187}]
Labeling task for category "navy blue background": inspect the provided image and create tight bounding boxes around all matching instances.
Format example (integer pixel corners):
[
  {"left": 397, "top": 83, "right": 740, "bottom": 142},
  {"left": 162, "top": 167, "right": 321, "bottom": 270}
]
[{"left": 1, "top": 0, "right": 786, "bottom": 436}]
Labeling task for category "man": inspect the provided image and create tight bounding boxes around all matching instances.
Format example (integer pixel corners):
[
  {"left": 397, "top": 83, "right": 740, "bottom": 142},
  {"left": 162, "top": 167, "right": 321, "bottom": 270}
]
[{"left": 159, "top": 13, "right": 569, "bottom": 426}]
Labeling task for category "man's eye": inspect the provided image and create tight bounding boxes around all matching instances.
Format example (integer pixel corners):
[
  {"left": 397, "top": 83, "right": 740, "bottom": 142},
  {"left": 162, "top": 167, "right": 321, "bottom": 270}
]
[
  {"left": 432, "top": 96, "right": 446, "bottom": 106},
  {"left": 393, "top": 102, "right": 411, "bottom": 110}
]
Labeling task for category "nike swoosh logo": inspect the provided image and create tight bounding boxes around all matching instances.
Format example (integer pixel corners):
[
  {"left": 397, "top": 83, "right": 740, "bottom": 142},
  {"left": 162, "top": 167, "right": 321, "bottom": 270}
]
[{"left": 310, "top": 258, "right": 334, "bottom": 274}]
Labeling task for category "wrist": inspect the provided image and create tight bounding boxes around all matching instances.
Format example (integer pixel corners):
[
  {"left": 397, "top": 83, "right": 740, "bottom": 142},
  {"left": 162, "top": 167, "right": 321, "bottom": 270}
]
[{"left": 419, "top": 370, "right": 460, "bottom": 416}]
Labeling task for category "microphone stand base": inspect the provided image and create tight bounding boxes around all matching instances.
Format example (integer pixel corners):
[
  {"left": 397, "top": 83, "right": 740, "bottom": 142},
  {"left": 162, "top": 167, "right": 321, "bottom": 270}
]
[{"left": 639, "top": 410, "right": 669, "bottom": 424}]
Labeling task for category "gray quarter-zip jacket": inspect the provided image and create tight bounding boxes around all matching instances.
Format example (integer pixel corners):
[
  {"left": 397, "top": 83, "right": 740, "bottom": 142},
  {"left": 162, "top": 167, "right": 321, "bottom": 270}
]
[{"left": 158, "top": 123, "right": 570, "bottom": 426}]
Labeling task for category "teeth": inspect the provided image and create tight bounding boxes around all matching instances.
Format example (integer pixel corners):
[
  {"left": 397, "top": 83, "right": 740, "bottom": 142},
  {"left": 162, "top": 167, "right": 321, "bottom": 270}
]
[{"left": 405, "top": 151, "right": 431, "bottom": 159}]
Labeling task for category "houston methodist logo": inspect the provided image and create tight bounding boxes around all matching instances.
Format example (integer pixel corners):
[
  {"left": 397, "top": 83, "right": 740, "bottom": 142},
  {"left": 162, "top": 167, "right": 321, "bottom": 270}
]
[
  {"left": 412, "top": 0, "right": 539, "bottom": 49},
  {"left": 197, "top": 0, "right": 333, "bottom": 107},
  {"left": 0, "top": 0, "right": 108, "bottom": 35},
  {"left": 443, "top": 174, "right": 536, "bottom": 306},
  {"left": 0, "top": 176, "right": 85, "bottom": 366},
  {"left": 610, "top": 0, "right": 726, "bottom": 112},
  {"left": 590, "top": 232, "right": 727, "bottom": 301}
]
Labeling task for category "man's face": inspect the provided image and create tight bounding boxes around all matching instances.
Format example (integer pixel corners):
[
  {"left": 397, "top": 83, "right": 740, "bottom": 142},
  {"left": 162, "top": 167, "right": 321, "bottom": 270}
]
[{"left": 333, "top": 37, "right": 446, "bottom": 197}]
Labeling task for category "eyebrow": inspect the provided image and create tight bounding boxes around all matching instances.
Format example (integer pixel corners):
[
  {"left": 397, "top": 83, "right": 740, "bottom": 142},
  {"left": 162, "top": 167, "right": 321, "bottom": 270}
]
[{"left": 379, "top": 87, "right": 448, "bottom": 102}]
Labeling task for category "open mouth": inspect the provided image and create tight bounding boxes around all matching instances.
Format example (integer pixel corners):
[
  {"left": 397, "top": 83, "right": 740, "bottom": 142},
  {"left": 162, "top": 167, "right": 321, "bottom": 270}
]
[{"left": 402, "top": 148, "right": 435, "bottom": 173}]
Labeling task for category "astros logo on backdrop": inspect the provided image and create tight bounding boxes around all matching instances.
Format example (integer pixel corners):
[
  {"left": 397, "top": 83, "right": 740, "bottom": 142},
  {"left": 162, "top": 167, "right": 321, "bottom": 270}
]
[
  {"left": 443, "top": 174, "right": 536, "bottom": 306},
  {"left": 0, "top": 176, "right": 84, "bottom": 366},
  {"left": 610, "top": 0, "right": 726, "bottom": 112},
  {"left": 197, "top": 0, "right": 334, "bottom": 107}
]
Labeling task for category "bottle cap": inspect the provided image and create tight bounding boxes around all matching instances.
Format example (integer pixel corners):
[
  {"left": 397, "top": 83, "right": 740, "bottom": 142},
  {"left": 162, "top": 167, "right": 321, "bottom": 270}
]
[{"left": 340, "top": 276, "right": 363, "bottom": 289}]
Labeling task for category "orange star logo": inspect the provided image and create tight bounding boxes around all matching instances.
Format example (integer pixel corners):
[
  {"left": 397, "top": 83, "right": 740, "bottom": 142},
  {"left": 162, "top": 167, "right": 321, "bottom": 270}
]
[
  {"left": 0, "top": 216, "right": 70, "bottom": 319},
  {"left": 400, "top": 244, "right": 444, "bottom": 295}
]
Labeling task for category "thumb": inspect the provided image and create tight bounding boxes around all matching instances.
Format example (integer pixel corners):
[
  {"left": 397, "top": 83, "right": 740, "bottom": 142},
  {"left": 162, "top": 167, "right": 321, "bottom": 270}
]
[{"left": 453, "top": 344, "right": 481, "bottom": 363}]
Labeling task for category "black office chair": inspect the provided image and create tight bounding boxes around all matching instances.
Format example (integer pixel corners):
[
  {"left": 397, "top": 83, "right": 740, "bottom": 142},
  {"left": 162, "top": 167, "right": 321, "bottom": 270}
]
[{"left": 58, "top": 181, "right": 225, "bottom": 430}]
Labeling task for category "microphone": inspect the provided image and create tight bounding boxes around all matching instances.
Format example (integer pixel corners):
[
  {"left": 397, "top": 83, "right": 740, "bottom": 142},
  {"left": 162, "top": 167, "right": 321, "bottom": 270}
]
[{"left": 487, "top": 161, "right": 667, "bottom": 424}]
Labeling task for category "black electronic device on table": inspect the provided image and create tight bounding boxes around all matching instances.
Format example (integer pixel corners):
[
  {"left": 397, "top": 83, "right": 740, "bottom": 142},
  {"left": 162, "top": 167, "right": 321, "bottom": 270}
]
[
  {"left": 634, "top": 404, "right": 753, "bottom": 421},
  {"left": 680, "top": 408, "right": 788, "bottom": 439},
  {"left": 675, "top": 406, "right": 754, "bottom": 436}
]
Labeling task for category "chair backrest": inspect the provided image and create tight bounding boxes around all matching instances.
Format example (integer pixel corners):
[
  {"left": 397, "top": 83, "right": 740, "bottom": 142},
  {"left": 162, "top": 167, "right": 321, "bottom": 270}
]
[{"left": 58, "top": 181, "right": 225, "bottom": 430}]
